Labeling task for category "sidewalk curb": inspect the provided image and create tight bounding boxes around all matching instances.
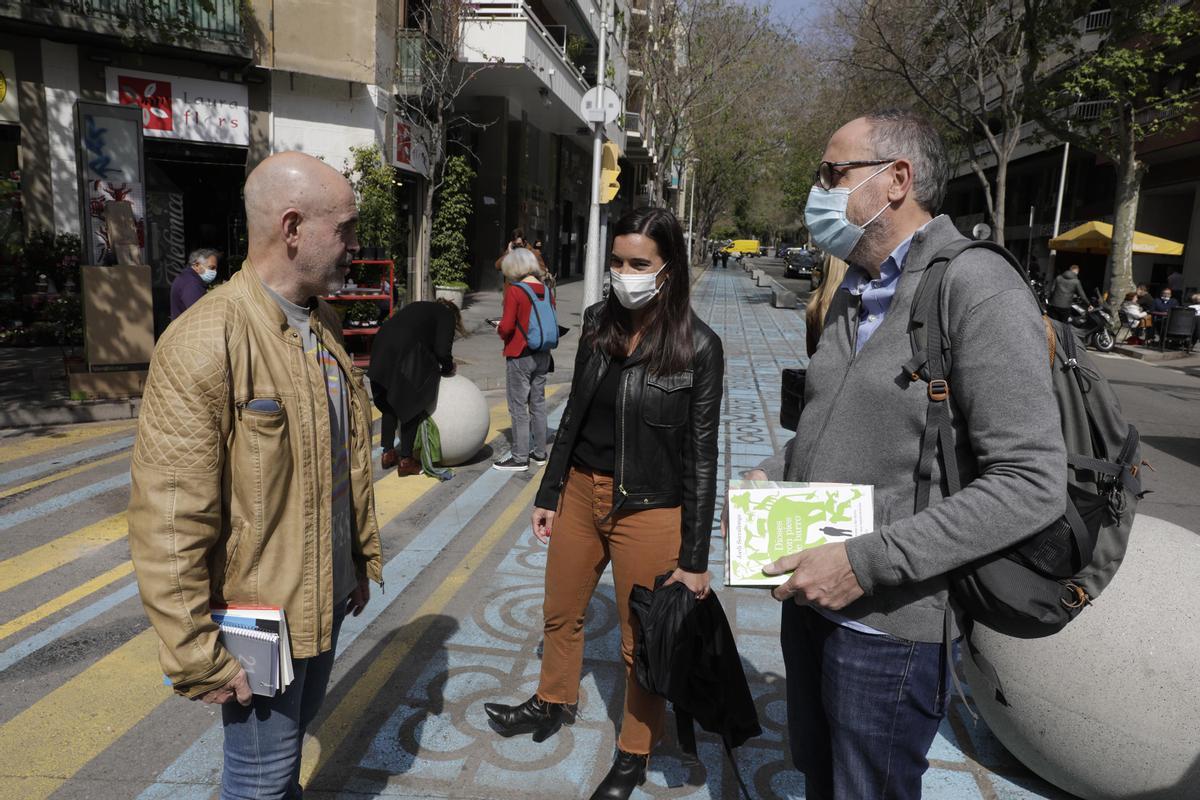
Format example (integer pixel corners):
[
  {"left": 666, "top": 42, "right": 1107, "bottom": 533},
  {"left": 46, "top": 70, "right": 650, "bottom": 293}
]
[{"left": 0, "top": 398, "right": 142, "bottom": 429}]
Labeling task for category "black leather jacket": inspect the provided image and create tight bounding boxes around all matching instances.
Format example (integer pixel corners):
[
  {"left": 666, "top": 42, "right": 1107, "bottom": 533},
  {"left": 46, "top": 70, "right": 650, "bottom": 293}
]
[{"left": 535, "top": 304, "right": 725, "bottom": 572}]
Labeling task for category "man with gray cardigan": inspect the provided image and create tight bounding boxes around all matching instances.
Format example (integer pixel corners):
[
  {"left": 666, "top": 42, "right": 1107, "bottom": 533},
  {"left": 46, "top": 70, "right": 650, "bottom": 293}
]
[{"left": 746, "top": 110, "right": 1065, "bottom": 798}]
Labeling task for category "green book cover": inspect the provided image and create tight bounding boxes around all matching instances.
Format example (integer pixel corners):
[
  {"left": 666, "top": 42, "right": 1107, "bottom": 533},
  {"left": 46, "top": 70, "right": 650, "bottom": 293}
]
[{"left": 725, "top": 481, "right": 874, "bottom": 587}]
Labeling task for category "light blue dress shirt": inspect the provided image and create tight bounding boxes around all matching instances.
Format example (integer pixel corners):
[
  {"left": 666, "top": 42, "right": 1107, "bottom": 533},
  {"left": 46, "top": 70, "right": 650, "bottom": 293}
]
[{"left": 840, "top": 228, "right": 921, "bottom": 353}]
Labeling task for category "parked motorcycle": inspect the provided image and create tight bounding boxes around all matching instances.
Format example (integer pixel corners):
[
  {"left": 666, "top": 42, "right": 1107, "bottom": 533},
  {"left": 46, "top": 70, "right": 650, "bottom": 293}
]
[{"left": 1069, "top": 303, "right": 1116, "bottom": 352}]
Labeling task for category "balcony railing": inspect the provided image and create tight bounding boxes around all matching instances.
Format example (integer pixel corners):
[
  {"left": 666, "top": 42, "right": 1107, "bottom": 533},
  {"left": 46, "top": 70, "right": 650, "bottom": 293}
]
[
  {"left": 1084, "top": 8, "right": 1111, "bottom": 32},
  {"left": 462, "top": 0, "right": 588, "bottom": 87},
  {"left": 624, "top": 112, "right": 641, "bottom": 135},
  {"left": 1072, "top": 99, "right": 1112, "bottom": 121},
  {"left": 9, "top": 0, "right": 245, "bottom": 44}
]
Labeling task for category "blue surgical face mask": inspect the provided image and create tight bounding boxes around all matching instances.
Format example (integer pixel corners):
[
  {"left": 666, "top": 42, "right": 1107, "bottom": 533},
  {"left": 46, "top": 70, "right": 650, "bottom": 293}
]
[
  {"left": 804, "top": 161, "right": 894, "bottom": 261},
  {"left": 199, "top": 267, "right": 218, "bottom": 284}
]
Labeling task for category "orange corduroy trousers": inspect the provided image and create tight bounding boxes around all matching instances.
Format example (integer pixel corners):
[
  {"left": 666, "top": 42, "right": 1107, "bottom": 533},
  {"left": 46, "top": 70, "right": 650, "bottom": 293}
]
[{"left": 536, "top": 466, "right": 682, "bottom": 755}]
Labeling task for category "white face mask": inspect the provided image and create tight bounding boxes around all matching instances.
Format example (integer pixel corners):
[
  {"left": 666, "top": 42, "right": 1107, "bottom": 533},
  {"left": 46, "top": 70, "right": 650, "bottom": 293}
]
[
  {"left": 199, "top": 267, "right": 218, "bottom": 284},
  {"left": 610, "top": 263, "right": 668, "bottom": 310}
]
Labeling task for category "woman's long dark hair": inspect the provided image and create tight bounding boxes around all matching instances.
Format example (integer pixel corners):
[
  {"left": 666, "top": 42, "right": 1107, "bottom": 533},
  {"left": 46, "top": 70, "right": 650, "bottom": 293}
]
[{"left": 587, "top": 206, "right": 694, "bottom": 376}]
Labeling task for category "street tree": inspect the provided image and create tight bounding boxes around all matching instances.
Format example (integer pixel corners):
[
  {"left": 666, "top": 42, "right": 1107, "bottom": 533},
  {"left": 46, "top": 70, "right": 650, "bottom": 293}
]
[
  {"left": 393, "top": 0, "right": 500, "bottom": 300},
  {"left": 1026, "top": 0, "right": 1200, "bottom": 311},
  {"left": 831, "top": 0, "right": 1088, "bottom": 247},
  {"left": 641, "top": 0, "right": 778, "bottom": 205}
]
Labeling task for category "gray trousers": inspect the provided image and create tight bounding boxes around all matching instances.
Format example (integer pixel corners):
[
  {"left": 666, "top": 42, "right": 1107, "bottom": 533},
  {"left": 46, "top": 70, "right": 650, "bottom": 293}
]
[{"left": 506, "top": 352, "right": 552, "bottom": 459}]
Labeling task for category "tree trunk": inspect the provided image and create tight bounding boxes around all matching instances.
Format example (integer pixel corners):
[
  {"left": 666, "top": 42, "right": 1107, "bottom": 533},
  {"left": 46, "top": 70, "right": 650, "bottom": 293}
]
[
  {"left": 416, "top": 179, "right": 435, "bottom": 302},
  {"left": 992, "top": 156, "right": 1008, "bottom": 248},
  {"left": 1107, "top": 142, "right": 1146, "bottom": 316}
]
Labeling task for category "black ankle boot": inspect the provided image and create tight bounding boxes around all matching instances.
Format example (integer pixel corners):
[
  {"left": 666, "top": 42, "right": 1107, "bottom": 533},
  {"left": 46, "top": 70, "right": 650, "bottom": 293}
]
[
  {"left": 589, "top": 749, "right": 648, "bottom": 800},
  {"left": 482, "top": 694, "right": 564, "bottom": 743}
]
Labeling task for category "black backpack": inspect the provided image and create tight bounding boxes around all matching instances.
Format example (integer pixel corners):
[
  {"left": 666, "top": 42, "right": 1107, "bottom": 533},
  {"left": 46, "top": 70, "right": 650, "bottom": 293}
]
[{"left": 905, "top": 240, "right": 1144, "bottom": 641}]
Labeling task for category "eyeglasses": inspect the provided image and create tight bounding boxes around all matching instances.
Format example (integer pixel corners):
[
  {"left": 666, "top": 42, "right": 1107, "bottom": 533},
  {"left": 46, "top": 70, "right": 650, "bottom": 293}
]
[{"left": 814, "top": 159, "right": 895, "bottom": 191}]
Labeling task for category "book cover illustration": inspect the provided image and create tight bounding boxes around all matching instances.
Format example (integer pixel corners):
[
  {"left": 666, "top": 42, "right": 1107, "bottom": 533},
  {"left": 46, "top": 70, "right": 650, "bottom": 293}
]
[{"left": 725, "top": 481, "right": 874, "bottom": 587}]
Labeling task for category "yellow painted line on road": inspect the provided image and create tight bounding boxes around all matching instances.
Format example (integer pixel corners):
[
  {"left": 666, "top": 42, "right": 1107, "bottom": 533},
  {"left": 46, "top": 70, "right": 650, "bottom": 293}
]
[
  {"left": 0, "top": 421, "right": 135, "bottom": 466},
  {"left": 0, "top": 626, "right": 164, "bottom": 798},
  {"left": 300, "top": 475, "right": 542, "bottom": 785},
  {"left": 0, "top": 451, "right": 129, "bottom": 501},
  {"left": 0, "top": 562, "right": 135, "bottom": 644},
  {"left": 0, "top": 513, "right": 128, "bottom": 595}
]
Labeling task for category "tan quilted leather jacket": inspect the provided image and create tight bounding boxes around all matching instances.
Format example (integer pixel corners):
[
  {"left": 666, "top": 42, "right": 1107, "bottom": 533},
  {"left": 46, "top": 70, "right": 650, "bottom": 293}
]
[{"left": 128, "top": 260, "right": 381, "bottom": 698}]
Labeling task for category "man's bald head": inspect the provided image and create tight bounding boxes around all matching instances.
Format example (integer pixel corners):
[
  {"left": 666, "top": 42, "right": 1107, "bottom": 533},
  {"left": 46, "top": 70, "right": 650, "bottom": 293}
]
[
  {"left": 244, "top": 151, "right": 360, "bottom": 302},
  {"left": 245, "top": 152, "right": 353, "bottom": 247}
]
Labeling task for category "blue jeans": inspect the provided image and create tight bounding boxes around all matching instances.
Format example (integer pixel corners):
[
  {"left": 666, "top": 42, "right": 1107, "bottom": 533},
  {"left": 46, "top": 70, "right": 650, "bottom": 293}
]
[
  {"left": 220, "top": 604, "right": 345, "bottom": 800},
  {"left": 780, "top": 603, "right": 948, "bottom": 800}
]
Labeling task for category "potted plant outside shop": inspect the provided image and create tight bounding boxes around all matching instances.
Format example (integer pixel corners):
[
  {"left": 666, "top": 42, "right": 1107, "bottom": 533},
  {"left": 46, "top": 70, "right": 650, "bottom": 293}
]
[
  {"left": 344, "top": 144, "right": 399, "bottom": 262},
  {"left": 430, "top": 155, "right": 475, "bottom": 309},
  {"left": 346, "top": 301, "right": 379, "bottom": 329}
]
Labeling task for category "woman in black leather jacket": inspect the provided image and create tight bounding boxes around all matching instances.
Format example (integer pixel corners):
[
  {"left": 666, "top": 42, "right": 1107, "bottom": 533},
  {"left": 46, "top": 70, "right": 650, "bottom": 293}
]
[{"left": 483, "top": 207, "right": 725, "bottom": 800}]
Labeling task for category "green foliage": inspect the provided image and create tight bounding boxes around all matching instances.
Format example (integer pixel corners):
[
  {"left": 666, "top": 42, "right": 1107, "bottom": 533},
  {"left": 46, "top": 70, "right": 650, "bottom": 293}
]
[
  {"left": 346, "top": 301, "right": 380, "bottom": 325},
  {"left": 40, "top": 295, "right": 84, "bottom": 346},
  {"left": 1033, "top": 1, "right": 1200, "bottom": 159},
  {"left": 344, "top": 144, "right": 400, "bottom": 256},
  {"left": 21, "top": 229, "right": 82, "bottom": 295},
  {"left": 566, "top": 34, "right": 589, "bottom": 71},
  {"left": 429, "top": 155, "right": 476, "bottom": 287}
]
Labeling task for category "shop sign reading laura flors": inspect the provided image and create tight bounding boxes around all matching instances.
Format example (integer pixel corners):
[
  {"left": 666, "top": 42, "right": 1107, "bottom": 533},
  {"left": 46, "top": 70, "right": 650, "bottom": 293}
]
[{"left": 105, "top": 68, "right": 249, "bottom": 146}]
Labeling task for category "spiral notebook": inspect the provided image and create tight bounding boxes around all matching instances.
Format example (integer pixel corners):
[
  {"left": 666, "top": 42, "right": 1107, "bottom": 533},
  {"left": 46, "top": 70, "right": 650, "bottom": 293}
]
[{"left": 212, "top": 606, "right": 295, "bottom": 696}]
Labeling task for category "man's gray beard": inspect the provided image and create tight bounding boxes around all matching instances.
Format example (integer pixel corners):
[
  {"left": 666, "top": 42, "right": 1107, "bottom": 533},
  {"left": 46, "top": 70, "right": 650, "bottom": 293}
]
[{"left": 847, "top": 207, "right": 893, "bottom": 269}]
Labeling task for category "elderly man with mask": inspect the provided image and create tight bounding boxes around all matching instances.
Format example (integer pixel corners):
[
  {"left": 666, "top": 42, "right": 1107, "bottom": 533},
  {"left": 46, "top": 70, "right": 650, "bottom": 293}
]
[
  {"left": 744, "top": 110, "right": 1065, "bottom": 798},
  {"left": 169, "top": 247, "right": 220, "bottom": 321},
  {"left": 128, "top": 151, "right": 382, "bottom": 799}
]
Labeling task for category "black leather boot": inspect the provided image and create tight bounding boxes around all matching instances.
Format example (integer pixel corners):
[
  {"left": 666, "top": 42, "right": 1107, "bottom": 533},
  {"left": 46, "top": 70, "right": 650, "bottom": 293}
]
[
  {"left": 588, "top": 749, "right": 648, "bottom": 800},
  {"left": 482, "top": 694, "right": 564, "bottom": 743}
]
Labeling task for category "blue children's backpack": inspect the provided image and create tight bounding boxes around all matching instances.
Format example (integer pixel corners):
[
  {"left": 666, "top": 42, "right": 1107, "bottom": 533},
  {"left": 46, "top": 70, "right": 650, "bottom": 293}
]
[{"left": 515, "top": 282, "right": 559, "bottom": 352}]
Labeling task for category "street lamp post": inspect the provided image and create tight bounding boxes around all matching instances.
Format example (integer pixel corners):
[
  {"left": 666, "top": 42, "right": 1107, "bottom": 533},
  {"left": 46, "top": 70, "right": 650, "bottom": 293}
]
[{"left": 685, "top": 159, "right": 698, "bottom": 266}]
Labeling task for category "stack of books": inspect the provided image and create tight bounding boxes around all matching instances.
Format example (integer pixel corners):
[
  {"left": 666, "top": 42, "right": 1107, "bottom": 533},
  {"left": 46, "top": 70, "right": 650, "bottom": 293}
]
[
  {"left": 725, "top": 481, "right": 874, "bottom": 587},
  {"left": 212, "top": 606, "right": 295, "bottom": 697}
]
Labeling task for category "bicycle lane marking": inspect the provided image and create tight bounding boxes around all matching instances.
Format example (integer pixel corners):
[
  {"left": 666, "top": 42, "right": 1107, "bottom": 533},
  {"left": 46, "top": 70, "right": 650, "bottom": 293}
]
[
  {"left": 0, "top": 421, "right": 136, "bottom": 466},
  {"left": 0, "top": 387, "right": 554, "bottom": 658}
]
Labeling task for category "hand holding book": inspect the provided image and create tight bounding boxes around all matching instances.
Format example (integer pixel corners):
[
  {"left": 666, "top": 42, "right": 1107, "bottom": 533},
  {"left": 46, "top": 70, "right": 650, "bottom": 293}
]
[
  {"left": 198, "top": 668, "right": 252, "bottom": 706},
  {"left": 763, "top": 542, "right": 864, "bottom": 609}
]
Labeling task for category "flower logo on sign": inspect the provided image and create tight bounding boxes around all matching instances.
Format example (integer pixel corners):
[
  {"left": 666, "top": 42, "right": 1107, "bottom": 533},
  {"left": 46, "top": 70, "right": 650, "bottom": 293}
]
[{"left": 118, "top": 76, "right": 173, "bottom": 132}]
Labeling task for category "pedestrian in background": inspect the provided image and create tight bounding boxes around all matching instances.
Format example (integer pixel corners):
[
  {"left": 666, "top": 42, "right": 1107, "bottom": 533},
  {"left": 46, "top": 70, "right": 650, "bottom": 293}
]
[
  {"left": 483, "top": 207, "right": 724, "bottom": 800},
  {"left": 1120, "top": 291, "right": 1151, "bottom": 345},
  {"left": 169, "top": 247, "right": 220, "bottom": 321},
  {"left": 368, "top": 299, "right": 464, "bottom": 476},
  {"left": 1189, "top": 292, "right": 1200, "bottom": 313},
  {"left": 1049, "top": 263, "right": 1090, "bottom": 322},
  {"left": 1135, "top": 283, "right": 1154, "bottom": 312},
  {"left": 720, "top": 249, "right": 729, "bottom": 269},
  {"left": 805, "top": 253, "right": 849, "bottom": 357},
  {"left": 1152, "top": 287, "right": 1179, "bottom": 313},
  {"left": 1167, "top": 268, "right": 1184, "bottom": 297},
  {"left": 711, "top": 248, "right": 720, "bottom": 270},
  {"left": 129, "top": 152, "right": 381, "bottom": 798},
  {"left": 494, "top": 247, "right": 554, "bottom": 472},
  {"left": 750, "top": 109, "right": 1064, "bottom": 799}
]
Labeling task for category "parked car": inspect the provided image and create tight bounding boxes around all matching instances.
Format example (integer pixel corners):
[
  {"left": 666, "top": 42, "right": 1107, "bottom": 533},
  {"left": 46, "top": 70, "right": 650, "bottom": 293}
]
[{"left": 784, "top": 247, "right": 816, "bottom": 279}]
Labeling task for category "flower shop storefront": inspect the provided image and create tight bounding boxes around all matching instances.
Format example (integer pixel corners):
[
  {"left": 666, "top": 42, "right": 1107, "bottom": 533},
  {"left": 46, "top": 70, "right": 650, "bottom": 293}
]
[{"left": 103, "top": 67, "right": 249, "bottom": 336}]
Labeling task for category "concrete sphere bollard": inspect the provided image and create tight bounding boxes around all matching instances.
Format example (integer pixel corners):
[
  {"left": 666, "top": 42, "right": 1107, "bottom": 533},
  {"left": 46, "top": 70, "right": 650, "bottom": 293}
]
[
  {"left": 962, "top": 516, "right": 1200, "bottom": 800},
  {"left": 428, "top": 374, "right": 489, "bottom": 466}
]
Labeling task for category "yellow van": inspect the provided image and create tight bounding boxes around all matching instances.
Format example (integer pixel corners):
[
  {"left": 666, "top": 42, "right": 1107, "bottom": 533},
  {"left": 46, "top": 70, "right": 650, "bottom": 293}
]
[{"left": 722, "top": 239, "right": 761, "bottom": 257}]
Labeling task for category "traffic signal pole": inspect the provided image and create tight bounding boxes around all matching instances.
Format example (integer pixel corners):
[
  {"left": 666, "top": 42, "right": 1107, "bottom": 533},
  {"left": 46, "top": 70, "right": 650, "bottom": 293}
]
[{"left": 583, "top": 0, "right": 609, "bottom": 312}]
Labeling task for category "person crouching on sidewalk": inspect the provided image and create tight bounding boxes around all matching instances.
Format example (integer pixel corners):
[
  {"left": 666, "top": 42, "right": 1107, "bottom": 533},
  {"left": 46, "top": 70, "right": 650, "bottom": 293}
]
[{"left": 482, "top": 207, "right": 725, "bottom": 800}]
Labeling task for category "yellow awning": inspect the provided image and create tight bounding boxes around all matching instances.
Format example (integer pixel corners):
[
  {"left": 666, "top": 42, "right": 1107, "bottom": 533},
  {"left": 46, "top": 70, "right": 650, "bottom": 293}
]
[{"left": 1048, "top": 221, "right": 1185, "bottom": 256}]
